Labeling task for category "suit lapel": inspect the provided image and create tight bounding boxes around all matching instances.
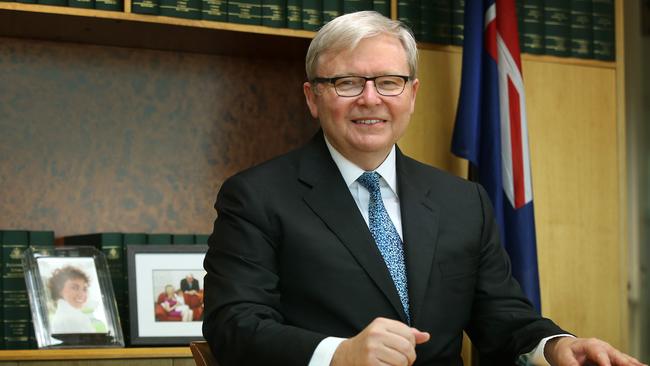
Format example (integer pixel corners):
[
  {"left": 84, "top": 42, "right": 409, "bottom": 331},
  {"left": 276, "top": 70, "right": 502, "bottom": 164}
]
[
  {"left": 298, "top": 133, "right": 408, "bottom": 322},
  {"left": 396, "top": 149, "right": 440, "bottom": 326}
]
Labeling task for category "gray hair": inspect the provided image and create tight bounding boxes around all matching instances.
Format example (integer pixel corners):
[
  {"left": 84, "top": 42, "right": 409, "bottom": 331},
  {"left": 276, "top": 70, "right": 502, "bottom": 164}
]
[{"left": 305, "top": 11, "right": 418, "bottom": 81}]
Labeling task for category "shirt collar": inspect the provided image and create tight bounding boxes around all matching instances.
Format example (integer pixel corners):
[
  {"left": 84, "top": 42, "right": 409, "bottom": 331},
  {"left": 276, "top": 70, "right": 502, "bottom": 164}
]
[{"left": 324, "top": 135, "right": 398, "bottom": 196}]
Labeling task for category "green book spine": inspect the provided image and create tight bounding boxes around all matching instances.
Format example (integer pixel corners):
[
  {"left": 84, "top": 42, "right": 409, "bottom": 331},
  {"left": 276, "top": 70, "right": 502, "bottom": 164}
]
[
  {"left": 302, "top": 0, "right": 322, "bottom": 31},
  {"left": 570, "top": 0, "right": 593, "bottom": 59},
  {"left": 147, "top": 233, "right": 173, "bottom": 245},
  {"left": 287, "top": 0, "right": 302, "bottom": 28},
  {"left": 203, "top": 0, "right": 227, "bottom": 20},
  {"left": 516, "top": 0, "right": 525, "bottom": 51},
  {"left": 398, "top": 0, "right": 420, "bottom": 41},
  {"left": 228, "top": 0, "right": 263, "bottom": 24},
  {"left": 322, "top": 0, "right": 342, "bottom": 24},
  {"left": 262, "top": 0, "right": 286, "bottom": 27},
  {"left": 15, "top": 0, "right": 37, "bottom": 4},
  {"left": 419, "top": 0, "right": 433, "bottom": 42},
  {"left": 427, "top": 0, "right": 451, "bottom": 45},
  {"left": 160, "top": 0, "right": 202, "bottom": 19},
  {"left": 2, "top": 230, "right": 30, "bottom": 350},
  {"left": 38, "top": 0, "right": 67, "bottom": 6},
  {"left": 194, "top": 234, "right": 210, "bottom": 244},
  {"left": 172, "top": 234, "right": 195, "bottom": 245},
  {"left": 64, "top": 232, "right": 124, "bottom": 343},
  {"left": 372, "top": 0, "right": 389, "bottom": 17},
  {"left": 543, "top": 0, "right": 570, "bottom": 57},
  {"left": 68, "top": 0, "right": 94, "bottom": 8},
  {"left": 28, "top": 231, "right": 55, "bottom": 247},
  {"left": 522, "top": 0, "right": 544, "bottom": 54},
  {"left": 343, "top": 0, "right": 371, "bottom": 14},
  {"left": 450, "top": 0, "right": 464, "bottom": 46},
  {"left": 132, "top": 0, "right": 159, "bottom": 14},
  {"left": 95, "top": 0, "right": 123, "bottom": 11},
  {"left": 592, "top": 0, "right": 614, "bottom": 61}
]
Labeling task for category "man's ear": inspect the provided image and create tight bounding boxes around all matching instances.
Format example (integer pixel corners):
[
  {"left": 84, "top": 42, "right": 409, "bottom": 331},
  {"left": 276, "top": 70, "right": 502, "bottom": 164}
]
[{"left": 303, "top": 82, "right": 319, "bottom": 119}]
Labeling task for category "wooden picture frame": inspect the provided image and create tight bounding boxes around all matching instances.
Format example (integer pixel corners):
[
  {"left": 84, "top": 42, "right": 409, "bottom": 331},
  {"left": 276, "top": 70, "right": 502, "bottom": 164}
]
[{"left": 127, "top": 244, "right": 207, "bottom": 345}]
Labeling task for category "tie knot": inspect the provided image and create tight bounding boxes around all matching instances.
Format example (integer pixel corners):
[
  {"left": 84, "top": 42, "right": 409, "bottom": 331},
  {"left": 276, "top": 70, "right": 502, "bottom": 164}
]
[{"left": 357, "top": 171, "right": 381, "bottom": 194}]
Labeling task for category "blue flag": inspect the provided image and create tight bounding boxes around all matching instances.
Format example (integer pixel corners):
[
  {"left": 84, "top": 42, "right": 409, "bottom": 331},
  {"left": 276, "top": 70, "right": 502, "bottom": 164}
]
[{"left": 451, "top": 0, "right": 541, "bottom": 312}]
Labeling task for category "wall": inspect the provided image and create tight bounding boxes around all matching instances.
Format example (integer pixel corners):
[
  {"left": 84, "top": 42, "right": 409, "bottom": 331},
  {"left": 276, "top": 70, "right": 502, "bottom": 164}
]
[
  {"left": 400, "top": 46, "right": 627, "bottom": 352},
  {"left": 0, "top": 37, "right": 318, "bottom": 237}
]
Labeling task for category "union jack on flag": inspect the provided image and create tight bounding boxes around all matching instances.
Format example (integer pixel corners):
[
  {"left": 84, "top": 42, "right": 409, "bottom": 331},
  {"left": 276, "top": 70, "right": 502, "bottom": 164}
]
[{"left": 452, "top": 0, "right": 541, "bottom": 312}]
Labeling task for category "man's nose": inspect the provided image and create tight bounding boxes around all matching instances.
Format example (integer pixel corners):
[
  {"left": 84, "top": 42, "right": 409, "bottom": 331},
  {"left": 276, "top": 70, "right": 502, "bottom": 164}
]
[{"left": 356, "top": 80, "right": 382, "bottom": 105}]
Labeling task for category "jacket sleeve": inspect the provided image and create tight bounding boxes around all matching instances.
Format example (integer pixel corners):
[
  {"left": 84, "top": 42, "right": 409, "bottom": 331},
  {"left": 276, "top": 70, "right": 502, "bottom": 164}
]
[
  {"left": 202, "top": 174, "right": 327, "bottom": 366},
  {"left": 466, "top": 183, "right": 566, "bottom": 364}
]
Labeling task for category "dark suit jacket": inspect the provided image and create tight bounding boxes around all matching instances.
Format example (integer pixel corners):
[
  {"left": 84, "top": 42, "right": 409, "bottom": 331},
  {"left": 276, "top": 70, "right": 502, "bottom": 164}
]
[
  {"left": 203, "top": 132, "right": 564, "bottom": 366},
  {"left": 181, "top": 278, "right": 200, "bottom": 292}
]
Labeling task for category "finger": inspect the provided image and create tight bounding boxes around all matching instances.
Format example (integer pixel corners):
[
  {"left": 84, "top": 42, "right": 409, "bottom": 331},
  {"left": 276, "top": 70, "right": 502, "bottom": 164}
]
[
  {"left": 411, "top": 328, "right": 430, "bottom": 344},
  {"left": 375, "top": 343, "right": 410, "bottom": 366},
  {"left": 381, "top": 331, "right": 417, "bottom": 365}
]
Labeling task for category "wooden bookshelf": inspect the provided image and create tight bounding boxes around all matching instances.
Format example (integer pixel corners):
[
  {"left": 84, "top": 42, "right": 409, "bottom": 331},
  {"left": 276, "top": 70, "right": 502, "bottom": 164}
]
[{"left": 0, "top": 347, "right": 190, "bottom": 361}]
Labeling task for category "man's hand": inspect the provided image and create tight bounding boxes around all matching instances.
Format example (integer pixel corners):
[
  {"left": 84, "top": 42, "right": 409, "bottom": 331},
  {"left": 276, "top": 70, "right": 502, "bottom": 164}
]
[
  {"left": 545, "top": 336, "right": 647, "bottom": 366},
  {"left": 330, "top": 317, "right": 430, "bottom": 366}
]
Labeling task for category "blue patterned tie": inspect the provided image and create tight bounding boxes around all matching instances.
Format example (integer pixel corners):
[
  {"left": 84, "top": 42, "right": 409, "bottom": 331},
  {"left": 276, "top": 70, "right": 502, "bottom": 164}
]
[{"left": 357, "top": 171, "right": 410, "bottom": 323}]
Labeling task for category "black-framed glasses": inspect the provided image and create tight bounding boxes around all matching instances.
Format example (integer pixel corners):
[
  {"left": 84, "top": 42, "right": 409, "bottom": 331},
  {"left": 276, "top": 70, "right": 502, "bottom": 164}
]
[{"left": 311, "top": 75, "right": 411, "bottom": 97}]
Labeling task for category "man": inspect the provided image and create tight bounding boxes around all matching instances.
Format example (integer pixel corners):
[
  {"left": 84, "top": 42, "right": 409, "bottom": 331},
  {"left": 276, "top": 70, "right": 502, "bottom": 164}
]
[
  {"left": 203, "top": 11, "right": 645, "bottom": 366},
  {"left": 181, "top": 273, "right": 200, "bottom": 295}
]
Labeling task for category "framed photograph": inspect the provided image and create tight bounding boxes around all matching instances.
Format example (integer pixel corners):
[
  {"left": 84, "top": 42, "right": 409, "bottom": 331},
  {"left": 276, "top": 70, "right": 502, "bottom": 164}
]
[
  {"left": 22, "top": 246, "right": 124, "bottom": 348},
  {"left": 127, "top": 244, "right": 207, "bottom": 345}
]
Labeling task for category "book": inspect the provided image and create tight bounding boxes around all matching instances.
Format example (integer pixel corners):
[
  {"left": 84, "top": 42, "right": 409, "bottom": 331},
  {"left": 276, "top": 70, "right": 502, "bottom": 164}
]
[
  {"left": 450, "top": 0, "right": 464, "bottom": 46},
  {"left": 543, "top": 0, "right": 570, "bottom": 57},
  {"left": 194, "top": 234, "right": 210, "bottom": 244},
  {"left": 343, "top": 0, "right": 371, "bottom": 14},
  {"left": 262, "top": 0, "right": 286, "bottom": 27},
  {"left": 592, "top": 0, "right": 615, "bottom": 61},
  {"left": 516, "top": 0, "right": 525, "bottom": 53},
  {"left": 570, "top": 0, "right": 593, "bottom": 59},
  {"left": 68, "top": 0, "right": 94, "bottom": 8},
  {"left": 203, "top": 0, "right": 227, "bottom": 20},
  {"left": 521, "top": 0, "right": 544, "bottom": 54},
  {"left": 28, "top": 231, "right": 55, "bottom": 247},
  {"left": 38, "top": 0, "right": 66, "bottom": 6},
  {"left": 147, "top": 233, "right": 173, "bottom": 245},
  {"left": 286, "top": 0, "right": 302, "bottom": 29},
  {"left": 426, "top": 0, "right": 451, "bottom": 45},
  {"left": 0, "top": 231, "right": 3, "bottom": 349},
  {"left": 160, "top": 0, "right": 202, "bottom": 19},
  {"left": 132, "top": 0, "right": 159, "bottom": 14},
  {"left": 95, "top": 0, "right": 123, "bottom": 10},
  {"left": 323, "top": 0, "right": 342, "bottom": 24},
  {"left": 1, "top": 230, "right": 30, "bottom": 349},
  {"left": 302, "top": 0, "right": 322, "bottom": 31},
  {"left": 228, "top": 0, "right": 263, "bottom": 24},
  {"left": 397, "top": 0, "right": 420, "bottom": 40},
  {"left": 372, "top": 0, "right": 389, "bottom": 17},
  {"left": 172, "top": 234, "right": 194, "bottom": 245}
]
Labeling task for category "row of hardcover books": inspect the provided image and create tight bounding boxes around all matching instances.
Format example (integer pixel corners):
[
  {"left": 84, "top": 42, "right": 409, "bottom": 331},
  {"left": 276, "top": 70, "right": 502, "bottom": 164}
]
[
  {"left": 0, "top": 229, "right": 209, "bottom": 349},
  {"left": 1, "top": 0, "right": 615, "bottom": 61},
  {"left": 398, "top": 0, "right": 615, "bottom": 61}
]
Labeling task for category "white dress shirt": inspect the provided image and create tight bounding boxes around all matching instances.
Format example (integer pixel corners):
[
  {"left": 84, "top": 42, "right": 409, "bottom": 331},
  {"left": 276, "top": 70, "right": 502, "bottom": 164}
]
[{"left": 307, "top": 139, "right": 567, "bottom": 366}]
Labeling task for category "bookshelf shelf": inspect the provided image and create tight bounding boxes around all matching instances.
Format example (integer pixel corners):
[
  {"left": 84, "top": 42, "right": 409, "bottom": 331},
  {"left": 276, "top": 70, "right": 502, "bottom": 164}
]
[
  {"left": 0, "top": 1, "right": 616, "bottom": 69},
  {"left": 0, "top": 346, "right": 191, "bottom": 361},
  {"left": 0, "top": 2, "right": 313, "bottom": 58}
]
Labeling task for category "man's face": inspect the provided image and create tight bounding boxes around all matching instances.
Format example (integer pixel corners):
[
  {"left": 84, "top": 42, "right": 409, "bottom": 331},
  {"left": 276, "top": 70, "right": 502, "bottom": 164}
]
[
  {"left": 61, "top": 278, "right": 88, "bottom": 309},
  {"left": 304, "top": 34, "right": 419, "bottom": 165}
]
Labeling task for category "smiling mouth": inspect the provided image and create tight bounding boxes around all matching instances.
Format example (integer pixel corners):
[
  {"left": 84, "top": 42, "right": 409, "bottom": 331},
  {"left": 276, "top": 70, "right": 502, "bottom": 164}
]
[{"left": 352, "top": 119, "right": 386, "bottom": 125}]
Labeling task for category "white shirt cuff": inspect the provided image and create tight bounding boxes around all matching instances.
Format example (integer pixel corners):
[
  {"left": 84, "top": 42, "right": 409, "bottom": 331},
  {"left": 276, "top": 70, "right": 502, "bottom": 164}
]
[
  {"left": 518, "top": 334, "right": 575, "bottom": 365},
  {"left": 307, "top": 337, "right": 346, "bottom": 366}
]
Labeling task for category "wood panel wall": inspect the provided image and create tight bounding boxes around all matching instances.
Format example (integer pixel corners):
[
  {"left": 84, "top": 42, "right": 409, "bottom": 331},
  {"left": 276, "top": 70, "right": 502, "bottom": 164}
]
[{"left": 400, "top": 48, "right": 627, "bottom": 351}]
